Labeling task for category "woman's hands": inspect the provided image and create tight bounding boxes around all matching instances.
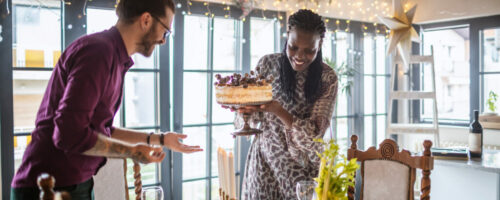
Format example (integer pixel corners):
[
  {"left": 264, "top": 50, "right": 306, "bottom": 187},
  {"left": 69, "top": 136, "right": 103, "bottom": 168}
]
[
  {"left": 222, "top": 100, "right": 293, "bottom": 128},
  {"left": 222, "top": 100, "right": 283, "bottom": 115}
]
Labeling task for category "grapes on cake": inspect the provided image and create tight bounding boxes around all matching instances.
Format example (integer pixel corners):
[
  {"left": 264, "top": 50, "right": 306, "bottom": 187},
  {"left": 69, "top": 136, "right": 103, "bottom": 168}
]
[{"left": 214, "top": 68, "right": 273, "bottom": 105}]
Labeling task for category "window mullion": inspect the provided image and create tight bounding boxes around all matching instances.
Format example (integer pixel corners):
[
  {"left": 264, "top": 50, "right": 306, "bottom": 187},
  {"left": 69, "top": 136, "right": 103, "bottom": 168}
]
[{"left": 206, "top": 16, "right": 215, "bottom": 200}]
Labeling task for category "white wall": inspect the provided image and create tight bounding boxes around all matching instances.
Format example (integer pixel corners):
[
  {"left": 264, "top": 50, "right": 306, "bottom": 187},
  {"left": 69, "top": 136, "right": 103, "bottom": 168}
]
[{"left": 412, "top": 0, "right": 500, "bottom": 23}]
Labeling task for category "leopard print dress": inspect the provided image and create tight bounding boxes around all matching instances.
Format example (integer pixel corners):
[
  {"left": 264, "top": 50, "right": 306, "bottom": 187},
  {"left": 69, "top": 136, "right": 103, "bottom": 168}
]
[{"left": 237, "top": 53, "right": 338, "bottom": 200}]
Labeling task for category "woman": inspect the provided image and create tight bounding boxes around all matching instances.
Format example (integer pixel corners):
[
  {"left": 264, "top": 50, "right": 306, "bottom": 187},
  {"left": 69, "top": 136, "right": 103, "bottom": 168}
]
[{"left": 235, "top": 9, "right": 338, "bottom": 199}]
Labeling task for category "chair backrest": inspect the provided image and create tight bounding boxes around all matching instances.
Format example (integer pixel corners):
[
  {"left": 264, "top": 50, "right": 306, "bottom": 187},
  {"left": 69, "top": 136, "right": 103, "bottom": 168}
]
[
  {"left": 131, "top": 161, "right": 143, "bottom": 200},
  {"left": 94, "top": 159, "right": 143, "bottom": 200},
  {"left": 93, "top": 158, "right": 129, "bottom": 200},
  {"left": 347, "top": 135, "right": 434, "bottom": 200}
]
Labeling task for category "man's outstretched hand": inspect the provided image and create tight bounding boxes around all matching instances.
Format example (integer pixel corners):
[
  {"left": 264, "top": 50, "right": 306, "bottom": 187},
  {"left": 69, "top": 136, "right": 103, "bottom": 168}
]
[{"left": 162, "top": 132, "right": 204, "bottom": 153}]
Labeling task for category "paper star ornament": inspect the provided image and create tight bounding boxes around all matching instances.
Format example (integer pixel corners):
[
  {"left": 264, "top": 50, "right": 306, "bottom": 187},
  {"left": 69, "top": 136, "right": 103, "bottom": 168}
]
[{"left": 378, "top": 0, "right": 420, "bottom": 66}]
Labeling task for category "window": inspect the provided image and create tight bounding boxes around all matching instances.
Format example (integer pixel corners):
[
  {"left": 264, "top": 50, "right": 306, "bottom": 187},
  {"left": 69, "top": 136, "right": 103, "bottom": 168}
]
[
  {"left": 422, "top": 27, "right": 470, "bottom": 123},
  {"left": 363, "top": 35, "right": 389, "bottom": 148},
  {"left": 321, "top": 31, "right": 354, "bottom": 152},
  {"left": 5, "top": 1, "right": 392, "bottom": 199},
  {"left": 12, "top": 0, "right": 61, "bottom": 171},
  {"left": 180, "top": 15, "right": 242, "bottom": 200},
  {"left": 322, "top": 31, "right": 334, "bottom": 62},
  {"left": 481, "top": 28, "right": 500, "bottom": 113},
  {"left": 321, "top": 31, "right": 389, "bottom": 151},
  {"left": 250, "top": 17, "right": 280, "bottom": 67},
  {"left": 331, "top": 32, "right": 353, "bottom": 151}
]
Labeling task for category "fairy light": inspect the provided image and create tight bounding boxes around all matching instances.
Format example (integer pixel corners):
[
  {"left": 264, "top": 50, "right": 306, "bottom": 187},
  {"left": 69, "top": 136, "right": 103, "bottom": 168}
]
[
  {"left": 362, "top": 23, "right": 368, "bottom": 36},
  {"left": 224, "top": 5, "right": 231, "bottom": 18},
  {"left": 374, "top": 22, "right": 380, "bottom": 34},
  {"left": 204, "top": 1, "right": 212, "bottom": 17},
  {"left": 179, "top": 0, "right": 393, "bottom": 37},
  {"left": 345, "top": 20, "right": 350, "bottom": 32},
  {"left": 187, "top": 0, "right": 192, "bottom": 15},
  {"left": 335, "top": 19, "right": 340, "bottom": 32}
]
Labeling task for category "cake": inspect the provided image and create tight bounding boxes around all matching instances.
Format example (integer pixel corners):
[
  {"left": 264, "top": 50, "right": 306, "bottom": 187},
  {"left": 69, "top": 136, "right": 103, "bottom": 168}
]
[{"left": 214, "top": 68, "right": 273, "bottom": 105}]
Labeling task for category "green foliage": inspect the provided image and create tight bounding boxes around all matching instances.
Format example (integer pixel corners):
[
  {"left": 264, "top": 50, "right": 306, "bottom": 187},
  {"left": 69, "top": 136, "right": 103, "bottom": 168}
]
[
  {"left": 487, "top": 91, "right": 498, "bottom": 113},
  {"left": 323, "top": 58, "right": 357, "bottom": 96},
  {"left": 313, "top": 139, "right": 359, "bottom": 200}
]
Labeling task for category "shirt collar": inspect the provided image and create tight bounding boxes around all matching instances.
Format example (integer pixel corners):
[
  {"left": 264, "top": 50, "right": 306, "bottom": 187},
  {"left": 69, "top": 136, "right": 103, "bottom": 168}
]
[{"left": 108, "top": 26, "right": 134, "bottom": 69}]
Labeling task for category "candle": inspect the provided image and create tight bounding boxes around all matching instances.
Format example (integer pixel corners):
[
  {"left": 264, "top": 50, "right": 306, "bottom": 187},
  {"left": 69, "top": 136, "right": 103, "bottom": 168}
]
[
  {"left": 228, "top": 152, "right": 236, "bottom": 199},
  {"left": 217, "top": 148, "right": 225, "bottom": 194},
  {"left": 222, "top": 149, "right": 230, "bottom": 196}
]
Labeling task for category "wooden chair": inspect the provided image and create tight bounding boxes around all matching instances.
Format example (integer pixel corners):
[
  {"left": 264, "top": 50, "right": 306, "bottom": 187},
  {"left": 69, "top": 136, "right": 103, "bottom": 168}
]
[
  {"left": 37, "top": 173, "right": 71, "bottom": 200},
  {"left": 131, "top": 161, "right": 143, "bottom": 200},
  {"left": 93, "top": 159, "right": 142, "bottom": 200},
  {"left": 347, "top": 135, "right": 434, "bottom": 200},
  {"left": 38, "top": 160, "right": 143, "bottom": 200}
]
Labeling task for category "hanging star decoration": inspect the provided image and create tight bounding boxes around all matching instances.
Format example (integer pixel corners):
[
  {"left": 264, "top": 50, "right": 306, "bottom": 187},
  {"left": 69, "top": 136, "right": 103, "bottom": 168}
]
[{"left": 378, "top": 0, "right": 419, "bottom": 66}]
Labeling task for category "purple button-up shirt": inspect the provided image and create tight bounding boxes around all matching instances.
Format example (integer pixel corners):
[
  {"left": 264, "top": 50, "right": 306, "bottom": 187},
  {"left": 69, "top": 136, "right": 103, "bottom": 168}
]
[{"left": 12, "top": 27, "right": 133, "bottom": 188}]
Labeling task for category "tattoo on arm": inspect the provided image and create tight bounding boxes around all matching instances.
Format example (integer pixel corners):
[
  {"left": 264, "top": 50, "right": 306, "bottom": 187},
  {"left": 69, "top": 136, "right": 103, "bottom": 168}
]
[{"left": 84, "top": 134, "right": 135, "bottom": 159}]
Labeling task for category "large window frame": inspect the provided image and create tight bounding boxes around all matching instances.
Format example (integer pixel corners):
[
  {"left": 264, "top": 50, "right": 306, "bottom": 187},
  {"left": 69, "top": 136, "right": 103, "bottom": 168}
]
[
  {"left": 0, "top": 0, "right": 172, "bottom": 199},
  {"left": 171, "top": 1, "right": 285, "bottom": 200},
  {"left": 418, "top": 15, "right": 500, "bottom": 126},
  {"left": 321, "top": 19, "right": 390, "bottom": 151},
  {"left": 0, "top": 0, "right": 394, "bottom": 199}
]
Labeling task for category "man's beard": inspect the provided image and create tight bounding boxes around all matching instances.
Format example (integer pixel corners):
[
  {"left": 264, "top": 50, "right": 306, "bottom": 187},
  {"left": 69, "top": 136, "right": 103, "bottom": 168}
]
[{"left": 137, "top": 27, "right": 158, "bottom": 57}]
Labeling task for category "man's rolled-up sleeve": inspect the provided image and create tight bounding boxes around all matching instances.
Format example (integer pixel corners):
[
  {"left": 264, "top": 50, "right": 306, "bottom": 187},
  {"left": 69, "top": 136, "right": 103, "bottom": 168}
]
[{"left": 53, "top": 44, "right": 112, "bottom": 154}]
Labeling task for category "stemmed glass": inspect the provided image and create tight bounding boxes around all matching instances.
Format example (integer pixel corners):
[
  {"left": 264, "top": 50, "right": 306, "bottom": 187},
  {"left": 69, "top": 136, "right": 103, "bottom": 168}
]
[
  {"left": 296, "top": 180, "right": 317, "bottom": 200},
  {"left": 141, "top": 186, "right": 163, "bottom": 200}
]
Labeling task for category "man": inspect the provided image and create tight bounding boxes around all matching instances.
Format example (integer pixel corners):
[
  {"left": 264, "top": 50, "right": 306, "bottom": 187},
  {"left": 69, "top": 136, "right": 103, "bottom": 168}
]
[{"left": 11, "top": 0, "right": 202, "bottom": 199}]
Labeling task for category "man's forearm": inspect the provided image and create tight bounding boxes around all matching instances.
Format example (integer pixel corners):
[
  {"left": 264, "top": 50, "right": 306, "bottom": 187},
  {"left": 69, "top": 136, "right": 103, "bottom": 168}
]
[
  {"left": 111, "top": 127, "right": 162, "bottom": 145},
  {"left": 83, "top": 134, "right": 143, "bottom": 160}
]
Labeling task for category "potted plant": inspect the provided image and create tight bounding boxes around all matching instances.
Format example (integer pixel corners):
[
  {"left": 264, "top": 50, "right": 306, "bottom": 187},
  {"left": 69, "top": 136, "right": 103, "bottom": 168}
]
[
  {"left": 485, "top": 91, "right": 498, "bottom": 115},
  {"left": 323, "top": 58, "right": 356, "bottom": 96},
  {"left": 313, "top": 139, "right": 359, "bottom": 200},
  {"left": 323, "top": 58, "right": 357, "bottom": 139}
]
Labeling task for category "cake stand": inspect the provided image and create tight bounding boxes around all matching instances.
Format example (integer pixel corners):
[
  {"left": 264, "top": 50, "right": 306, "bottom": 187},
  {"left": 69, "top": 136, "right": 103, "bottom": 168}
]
[{"left": 221, "top": 101, "right": 271, "bottom": 137}]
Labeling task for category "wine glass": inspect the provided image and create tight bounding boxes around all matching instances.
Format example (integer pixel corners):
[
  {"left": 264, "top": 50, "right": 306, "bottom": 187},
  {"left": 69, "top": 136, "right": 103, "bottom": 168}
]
[
  {"left": 296, "top": 180, "right": 317, "bottom": 200},
  {"left": 141, "top": 186, "right": 163, "bottom": 200}
]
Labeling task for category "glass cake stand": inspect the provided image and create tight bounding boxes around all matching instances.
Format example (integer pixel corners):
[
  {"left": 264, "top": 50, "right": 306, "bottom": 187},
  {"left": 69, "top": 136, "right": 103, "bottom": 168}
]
[{"left": 221, "top": 101, "right": 271, "bottom": 137}]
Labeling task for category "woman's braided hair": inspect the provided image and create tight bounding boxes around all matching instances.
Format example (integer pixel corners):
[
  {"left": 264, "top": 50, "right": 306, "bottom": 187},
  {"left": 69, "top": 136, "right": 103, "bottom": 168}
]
[{"left": 279, "top": 9, "right": 326, "bottom": 104}]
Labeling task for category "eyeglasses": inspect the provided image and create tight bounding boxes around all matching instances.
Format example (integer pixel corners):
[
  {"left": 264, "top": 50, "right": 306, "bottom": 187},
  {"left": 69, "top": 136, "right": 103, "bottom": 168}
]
[{"left": 151, "top": 15, "right": 172, "bottom": 39}]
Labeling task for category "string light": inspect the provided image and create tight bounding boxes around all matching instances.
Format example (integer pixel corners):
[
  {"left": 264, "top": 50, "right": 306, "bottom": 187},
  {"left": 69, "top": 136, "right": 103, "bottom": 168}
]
[
  {"left": 345, "top": 20, "right": 350, "bottom": 32},
  {"left": 223, "top": 5, "right": 231, "bottom": 18},
  {"left": 204, "top": 2, "right": 212, "bottom": 17},
  {"left": 187, "top": 0, "right": 192, "bottom": 15},
  {"left": 335, "top": 19, "right": 340, "bottom": 32},
  {"left": 362, "top": 23, "right": 367, "bottom": 36},
  {"left": 183, "top": 0, "right": 392, "bottom": 37}
]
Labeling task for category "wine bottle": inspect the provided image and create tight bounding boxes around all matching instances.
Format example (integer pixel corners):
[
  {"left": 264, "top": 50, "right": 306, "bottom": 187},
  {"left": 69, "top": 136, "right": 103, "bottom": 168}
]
[{"left": 469, "top": 110, "right": 483, "bottom": 158}]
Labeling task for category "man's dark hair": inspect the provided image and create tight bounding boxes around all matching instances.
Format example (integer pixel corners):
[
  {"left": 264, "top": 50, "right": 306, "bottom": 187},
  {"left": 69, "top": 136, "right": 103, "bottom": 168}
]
[
  {"left": 279, "top": 9, "right": 326, "bottom": 104},
  {"left": 116, "top": 0, "right": 176, "bottom": 24}
]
